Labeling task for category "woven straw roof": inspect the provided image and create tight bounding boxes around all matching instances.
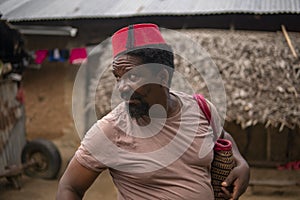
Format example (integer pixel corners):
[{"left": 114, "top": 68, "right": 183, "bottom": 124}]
[{"left": 178, "top": 29, "right": 300, "bottom": 130}]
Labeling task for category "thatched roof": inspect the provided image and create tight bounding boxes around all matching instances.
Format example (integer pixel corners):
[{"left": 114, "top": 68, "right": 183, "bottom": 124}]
[
  {"left": 93, "top": 29, "right": 300, "bottom": 130},
  {"left": 177, "top": 29, "right": 300, "bottom": 130}
]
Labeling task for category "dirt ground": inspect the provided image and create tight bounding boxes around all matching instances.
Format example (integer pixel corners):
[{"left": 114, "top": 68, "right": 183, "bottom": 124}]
[
  {"left": 1, "top": 167, "right": 299, "bottom": 200},
  {"left": 0, "top": 130, "right": 299, "bottom": 200}
]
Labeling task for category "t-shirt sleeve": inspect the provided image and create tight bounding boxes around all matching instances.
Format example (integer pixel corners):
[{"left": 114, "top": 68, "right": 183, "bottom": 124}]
[
  {"left": 74, "top": 106, "right": 122, "bottom": 173},
  {"left": 75, "top": 144, "right": 107, "bottom": 173}
]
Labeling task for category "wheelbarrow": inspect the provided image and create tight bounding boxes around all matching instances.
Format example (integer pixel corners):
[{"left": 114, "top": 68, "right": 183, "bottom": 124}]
[
  {"left": 0, "top": 138, "right": 61, "bottom": 189},
  {"left": 0, "top": 80, "right": 61, "bottom": 189}
]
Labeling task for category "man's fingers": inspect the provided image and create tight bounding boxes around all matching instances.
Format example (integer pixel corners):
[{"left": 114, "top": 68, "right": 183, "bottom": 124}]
[
  {"left": 220, "top": 187, "right": 232, "bottom": 199},
  {"left": 222, "top": 170, "right": 235, "bottom": 187},
  {"left": 232, "top": 180, "right": 248, "bottom": 200},
  {"left": 231, "top": 183, "right": 240, "bottom": 200}
]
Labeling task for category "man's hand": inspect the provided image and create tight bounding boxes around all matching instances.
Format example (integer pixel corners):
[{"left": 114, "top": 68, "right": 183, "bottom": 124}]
[
  {"left": 221, "top": 131, "right": 250, "bottom": 199},
  {"left": 219, "top": 160, "right": 250, "bottom": 199}
]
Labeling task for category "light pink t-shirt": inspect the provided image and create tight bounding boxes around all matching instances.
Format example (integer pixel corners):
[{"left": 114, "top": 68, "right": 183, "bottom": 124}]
[{"left": 76, "top": 91, "right": 222, "bottom": 200}]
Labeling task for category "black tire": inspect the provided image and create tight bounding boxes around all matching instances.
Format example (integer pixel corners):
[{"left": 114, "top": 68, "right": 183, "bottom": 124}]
[{"left": 21, "top": 139, "right": 61, "bottom": 179}]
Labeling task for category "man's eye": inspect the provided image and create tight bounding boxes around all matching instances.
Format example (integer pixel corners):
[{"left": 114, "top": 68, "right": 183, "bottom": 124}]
[
  {"left": 114, "top": 75, "right": 120, "bottom": 82},
  {"left": 128, "top": 74, "right": 139, "bottom": 81}
]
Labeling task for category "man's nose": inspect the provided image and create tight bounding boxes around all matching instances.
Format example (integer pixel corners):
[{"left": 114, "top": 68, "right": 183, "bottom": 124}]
[{"left": 118, "top": 79, "right": 130, "bottom": 93}]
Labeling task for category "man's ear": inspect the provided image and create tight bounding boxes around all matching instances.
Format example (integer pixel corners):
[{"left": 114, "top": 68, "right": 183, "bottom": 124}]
[{"left": 158, "top": 68, "right": 169, "bottom": 87}]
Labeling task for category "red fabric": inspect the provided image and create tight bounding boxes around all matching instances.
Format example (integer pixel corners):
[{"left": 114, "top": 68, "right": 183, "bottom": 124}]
[
  {"left": 193, "top": 94, "right": 232, "bottom": 150},
  {"left": 112, "top": 23, "right": 166, "bottom": 57},
  {"left": 69, "top": 48, "right": 87, "bottom": 64},
  {"left": 277, "top": 161, "right": 300, "bottom": 170},
  {"left": 16, "top": 87, "right": 25, "bottom": 104},
  {"left": 35, "top": 50, "right": 48, "bottom": 64},
  {"left": 193, "top": 94, "right": 211, "bottom": 123},
  {"left": 214, "top": 139, "right": 232, "bottom": 151}
]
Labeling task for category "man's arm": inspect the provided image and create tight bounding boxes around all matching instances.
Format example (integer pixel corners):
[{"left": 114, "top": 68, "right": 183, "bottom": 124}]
[
  {"left": 221, "top": 131, "right": 250, "bottom": 200},
  {"left": 56, "top": 157, "right": 100, "bottom": 200}
]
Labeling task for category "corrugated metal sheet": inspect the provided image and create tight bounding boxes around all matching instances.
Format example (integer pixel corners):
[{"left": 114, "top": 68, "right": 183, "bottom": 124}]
[
  {"left": 0, "top": 80, "right": 23, "bottom": 151},
  {"left": 0, "top": 0, "right": 299, "bottom": 22},
  {"left": 0, "top": 80, "right": 26, "bottom": 174}
]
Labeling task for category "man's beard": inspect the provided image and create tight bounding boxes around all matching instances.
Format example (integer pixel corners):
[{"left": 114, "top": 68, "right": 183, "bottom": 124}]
[
  {"left": 127, "top": 101, "right": 150, "bottom": 119},
  {"left": 121, "top": 90, "right": 150, "bottom": 119}
]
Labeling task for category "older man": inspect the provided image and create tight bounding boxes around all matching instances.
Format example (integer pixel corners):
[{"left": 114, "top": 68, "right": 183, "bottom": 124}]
[{"left": 57, "top": 23, "right": 249, "bottom": 200}]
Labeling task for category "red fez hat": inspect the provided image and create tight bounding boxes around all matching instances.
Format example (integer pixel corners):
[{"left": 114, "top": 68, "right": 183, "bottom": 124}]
[{"left": 112, "top": 23, "right": 167, "bottom": 58}]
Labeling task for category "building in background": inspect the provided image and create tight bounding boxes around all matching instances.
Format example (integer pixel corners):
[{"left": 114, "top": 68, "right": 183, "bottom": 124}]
[{"left": 0, "top": 0, "right": 299, "bottom": 170}]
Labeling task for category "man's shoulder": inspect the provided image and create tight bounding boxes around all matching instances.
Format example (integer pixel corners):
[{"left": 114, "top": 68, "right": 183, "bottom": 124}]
[
  {"left": 170, "top": 90, "right": 193, "bottom": 100},
  {"left": 101, "top": 102, "right": 127, "bottom": 121},
  {"left": 97, "top": 102, "right": 130, "bottom": 132},
  {"left": 170, "top": 90, "right": 195, "bottom": 106}
]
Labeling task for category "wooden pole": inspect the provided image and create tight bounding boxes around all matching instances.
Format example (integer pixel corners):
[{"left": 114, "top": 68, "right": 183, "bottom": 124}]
[
  {"left": 281, "top": 25, "right": 298, "bottom": 58},
  {"left": 266, "top": 127, "right": 271, "bottom": 161}
]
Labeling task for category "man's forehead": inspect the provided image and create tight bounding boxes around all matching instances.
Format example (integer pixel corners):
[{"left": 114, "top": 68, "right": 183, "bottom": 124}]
[
  {"left": 112, "top": 54, "right": 162, "bottom": 75},
  {"left": 112, "top": 54, "right": 143, "bottom": 70},
  {"left": 113, "top": 54, "right": 142, "bottom": 63}
]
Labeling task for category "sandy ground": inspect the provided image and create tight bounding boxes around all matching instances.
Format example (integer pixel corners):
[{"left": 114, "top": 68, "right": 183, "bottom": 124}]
[
  {"left": 0, "top": 131, "right": 299, "bottom": 200},
  {"left": 1, "top": 167, "right": 299, "bottom": 200},
  {"left": 1, "top": 170, "right": 299, "bottom": 200}
]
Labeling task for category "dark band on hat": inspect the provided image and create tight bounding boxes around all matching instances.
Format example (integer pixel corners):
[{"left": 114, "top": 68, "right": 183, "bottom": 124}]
[
  {"left": 113, "top": 43, "right": 173, "bottom": 59},
  {"left": 126, "top": 25, "right": 135, "bottom": 50}
]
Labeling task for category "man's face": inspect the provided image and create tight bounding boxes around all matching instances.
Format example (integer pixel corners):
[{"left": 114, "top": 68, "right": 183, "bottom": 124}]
[{"left": 112, "top": 54, "right": 161, "bottom": 119}]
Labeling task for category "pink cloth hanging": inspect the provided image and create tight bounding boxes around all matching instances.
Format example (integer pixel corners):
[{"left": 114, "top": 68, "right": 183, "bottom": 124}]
[
  {"left": 69, "top": 48, "right": 87, "bottom": 64},
  {"left": 35, "top": 50, "right": 48, "bottom": 64}
]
